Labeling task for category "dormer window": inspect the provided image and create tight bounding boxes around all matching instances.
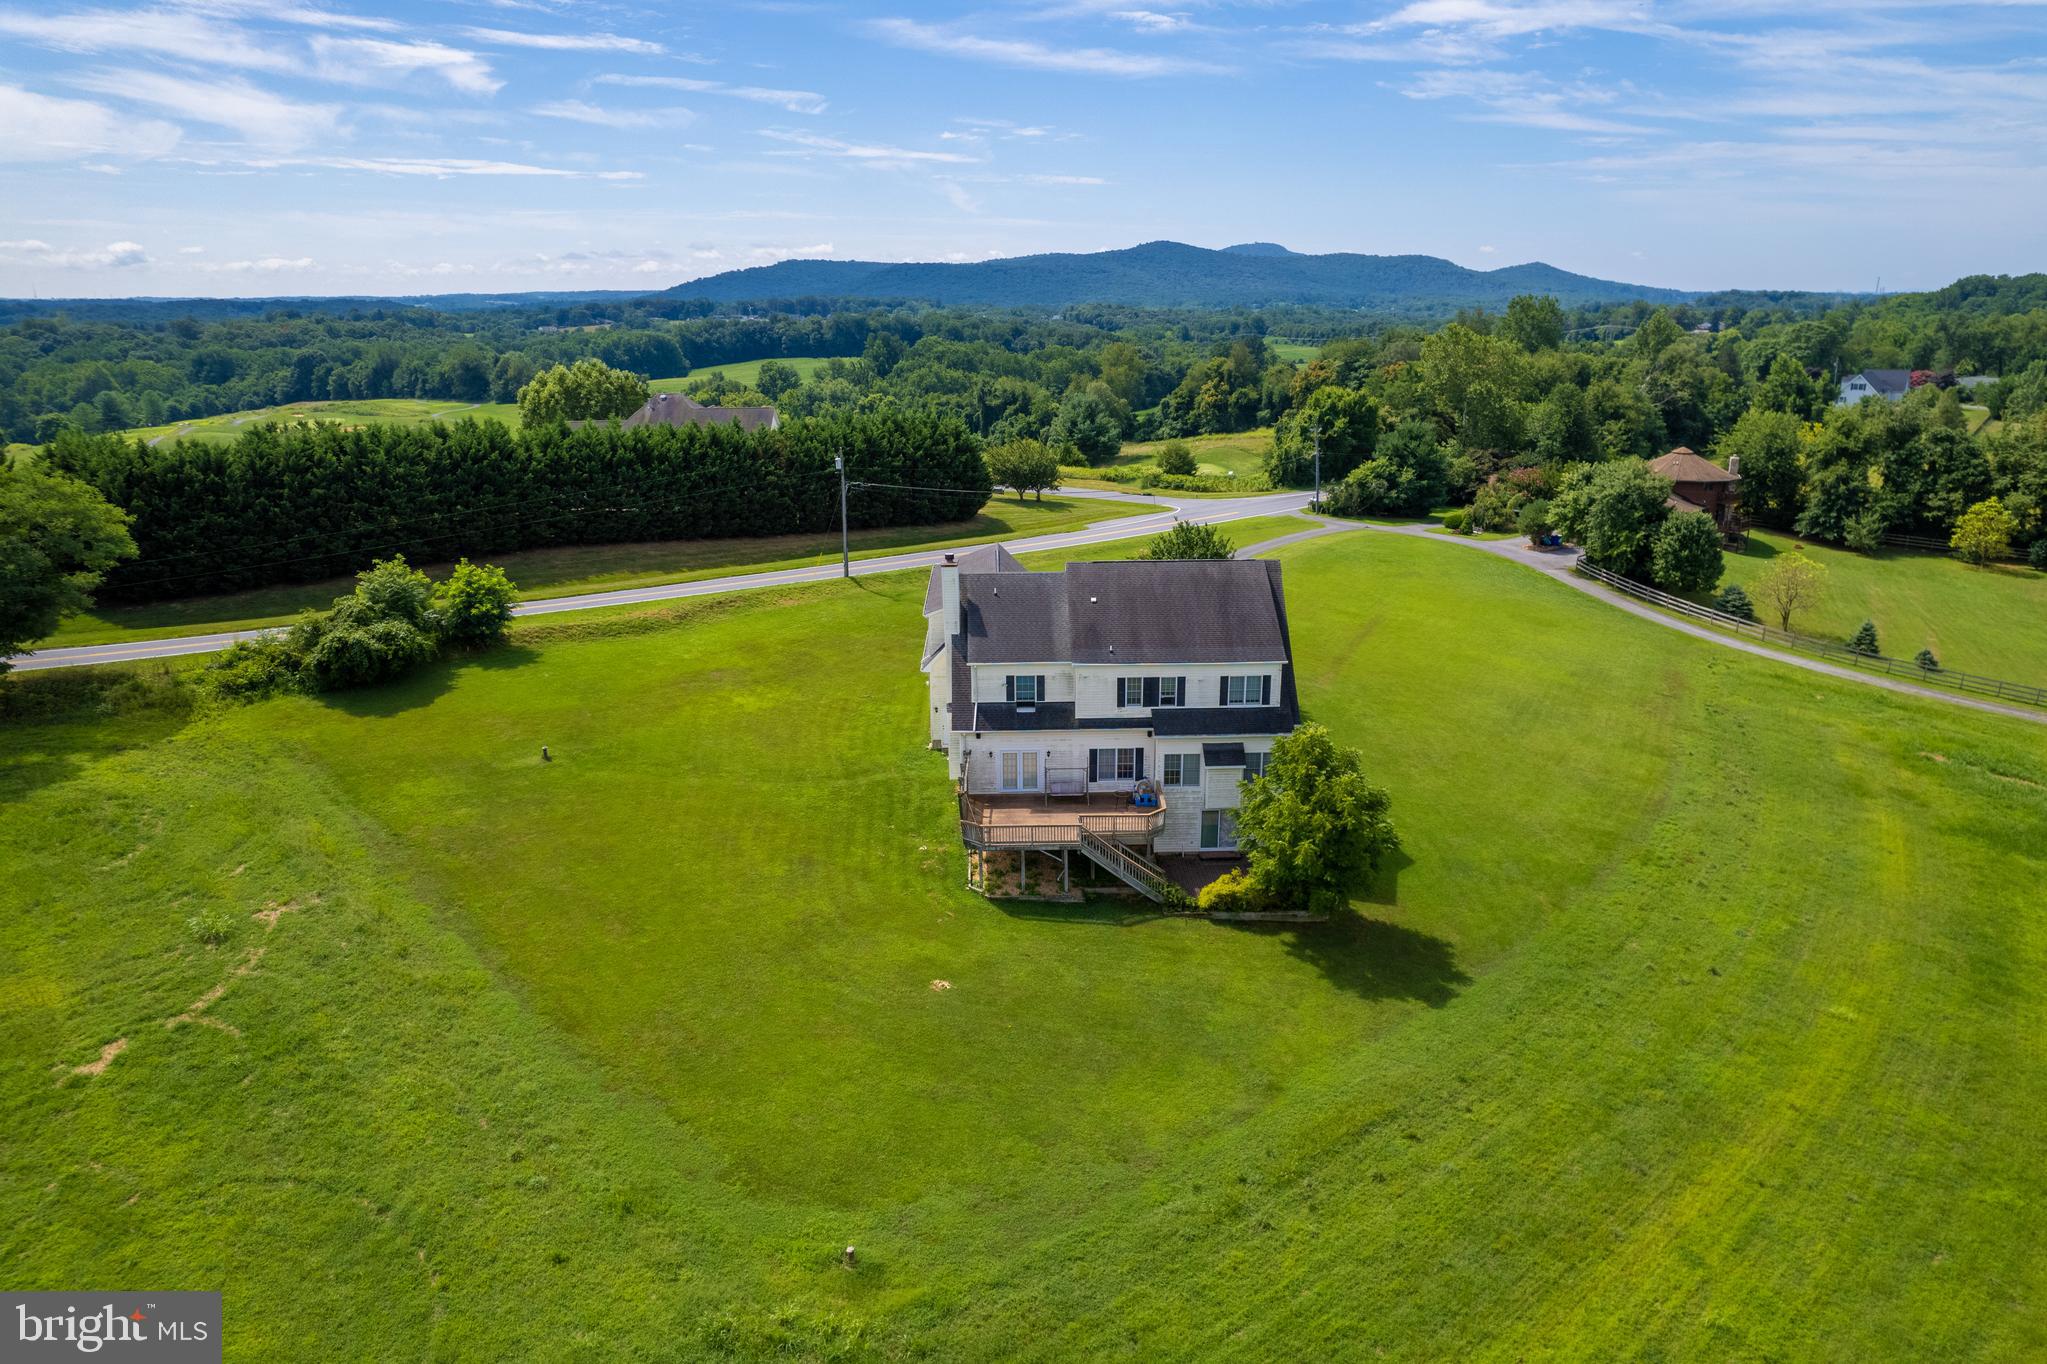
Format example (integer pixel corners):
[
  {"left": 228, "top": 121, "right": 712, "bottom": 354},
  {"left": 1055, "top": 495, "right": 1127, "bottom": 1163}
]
[
  {"left": 1006, "top": 674, "right": 1044, "bottom": 710},
  {"left": 1221, "top": 674, "right": 1271, "bottom": 707}
]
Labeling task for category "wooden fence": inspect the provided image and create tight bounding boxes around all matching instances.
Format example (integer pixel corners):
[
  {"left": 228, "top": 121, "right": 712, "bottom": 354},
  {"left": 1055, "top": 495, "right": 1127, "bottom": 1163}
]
[{"left": 1573, "top": 561, "right": 2047, "bottom": 709}]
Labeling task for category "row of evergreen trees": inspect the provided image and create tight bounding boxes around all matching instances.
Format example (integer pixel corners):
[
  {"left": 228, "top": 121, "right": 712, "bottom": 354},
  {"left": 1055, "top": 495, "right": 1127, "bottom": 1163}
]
[{"left": 46, "top": 410, "right": 989, "bottom": 603}]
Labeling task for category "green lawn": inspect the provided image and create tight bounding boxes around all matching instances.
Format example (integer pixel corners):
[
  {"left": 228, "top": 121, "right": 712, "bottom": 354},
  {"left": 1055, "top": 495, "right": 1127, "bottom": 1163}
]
[
  {"left": 120, "top": 398, "right": 524, "bottom": 447},
  {"left": 3, "top": 533, "right": 2043, "bottom": 1359},
  {"left": 1062, "top": 429, "right": 1279, "bottom": 496},
  {"left": 1718, "top": 529, "right": 2047, "bottom": 682},
  {"left": 1270, "top": 341, "right": 1320, "bottom": 364},
  {"left": 1014, "top": 512, "right": 1319, "bottom": 569},
  {"left": 37, "top": 494, "right": 1156, "bottom": 648},
  {"left": 649, "top": 356, "right": 835, "bottom": 393}
]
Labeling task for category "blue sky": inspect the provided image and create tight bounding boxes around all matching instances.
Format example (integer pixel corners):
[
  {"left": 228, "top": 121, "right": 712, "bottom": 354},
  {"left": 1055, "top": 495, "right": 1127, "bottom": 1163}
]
[{"left": 1, "top": 0, "right": 2042, "bottom": 298}]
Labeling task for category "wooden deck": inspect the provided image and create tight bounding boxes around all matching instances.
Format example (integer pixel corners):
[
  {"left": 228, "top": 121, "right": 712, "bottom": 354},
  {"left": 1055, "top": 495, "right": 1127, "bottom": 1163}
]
[{"left": 960, "top": 791, "right": 1165, "bottom": 849}]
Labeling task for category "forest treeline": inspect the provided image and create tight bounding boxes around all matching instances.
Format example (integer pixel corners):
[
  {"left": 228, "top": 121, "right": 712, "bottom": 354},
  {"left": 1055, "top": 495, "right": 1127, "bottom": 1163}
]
[
  {"left": 10, "top": 274, "right": 2047, "bottom": 450},
  {"left": 45, "top": 409, "right": 989, "bottom": 602}
]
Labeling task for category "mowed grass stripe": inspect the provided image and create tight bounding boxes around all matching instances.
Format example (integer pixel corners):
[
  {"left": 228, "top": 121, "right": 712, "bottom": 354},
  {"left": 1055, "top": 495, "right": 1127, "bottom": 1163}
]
[{"left": 2, "top": 530, "right": 2042, "bottom": 1359}]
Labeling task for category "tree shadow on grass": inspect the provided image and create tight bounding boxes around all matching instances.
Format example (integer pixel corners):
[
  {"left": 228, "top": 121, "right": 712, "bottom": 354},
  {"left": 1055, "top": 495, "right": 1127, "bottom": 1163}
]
[
  {"left": 0, "top": 668, "right": 198, "bottom": 806},
  {"left": 317, "top": 643, "right": 543, "bottom": 719},
  {"left": 1254, "top": 912, "right": 1470, "bottom": 1008}
]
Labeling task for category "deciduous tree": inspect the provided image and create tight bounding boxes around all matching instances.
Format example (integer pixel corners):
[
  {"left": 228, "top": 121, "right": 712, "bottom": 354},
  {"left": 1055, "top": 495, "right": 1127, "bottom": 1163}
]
[
  {"left": 1233, "top": 723, "right": 1400, "bottom": 913},
  {"left": 1753, "top": 548, "right": 1828, "bottom": 631},
  {"left": 0, "top": 466, "right": 136, "bottom": 670}
]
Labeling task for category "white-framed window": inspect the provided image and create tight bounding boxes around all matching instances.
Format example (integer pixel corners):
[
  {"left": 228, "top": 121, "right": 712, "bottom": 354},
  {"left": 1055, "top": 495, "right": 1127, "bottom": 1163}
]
[
  {"left": 1011, "top": 674, "right": 1039, "bottom": 705},
  {"left": 1242, "top": 751, "right": 1268, "bottom": 780},
  {"left": 1159, "top": 677, "right": 1182, "bottom": 706},
  {"left": 1222, "top": 674, "right": 1269, "bottom": 706},
  {"left": 1162, "top": 753, "right": 1201, "bottom": 787},
  {"left": 1200, "top": 808, "right": 1239, "bottom": 850},
  {"left": 1091, "top": 747, "right": 1141, "bottom": 782},
  {"left": 1117, "top": 676, "right": 1144, "bottom": 708},
  {"left": 999, "top": 750, "right": 1041, "bottom": 791}
]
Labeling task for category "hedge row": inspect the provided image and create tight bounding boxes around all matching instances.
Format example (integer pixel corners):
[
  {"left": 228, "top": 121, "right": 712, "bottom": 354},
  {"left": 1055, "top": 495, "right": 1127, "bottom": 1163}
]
[{"left": 48, "top": 409, "right": 990, "bottom": 602}]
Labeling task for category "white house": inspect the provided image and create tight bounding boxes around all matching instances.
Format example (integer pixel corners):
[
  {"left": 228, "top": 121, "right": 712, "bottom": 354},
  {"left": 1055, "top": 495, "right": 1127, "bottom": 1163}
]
[
  {"left": 1836, "top": 369, "right": 1913, "bottom": 405},
  {"left": 919, "top": 549, "right": 1300, "bottom": 897}
]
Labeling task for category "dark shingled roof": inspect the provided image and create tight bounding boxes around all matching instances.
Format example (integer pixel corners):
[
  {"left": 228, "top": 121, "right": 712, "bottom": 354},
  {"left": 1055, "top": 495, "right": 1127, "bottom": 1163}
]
[
  {"left": 922, "top": 542, "right": 1024, "bottom": 615},
  {"left": 960, "top": 559, "right": 1290, "bottom": 665},
  {"left": 1855, "top": 369, "right": 1913, "bottom": 396},
  {"left": 1202, "top": 742, "right": 1248, "bottom": 766},
  {"left": 622, "top": 391, "right": 779, "bottom": 433}
]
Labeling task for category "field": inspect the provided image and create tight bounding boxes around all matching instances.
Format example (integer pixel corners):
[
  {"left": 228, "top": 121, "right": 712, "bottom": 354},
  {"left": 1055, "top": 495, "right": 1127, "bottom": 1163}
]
[
  {"left": 36, "top": 494, "right": 1156, "bottom": 649},
  {"left": 1717, "top": 529, "right": 2047, "bottom": 682},
  {"left": 4, "top": 530, "right": 2043, "bottom": 1359},
  {"left": 121, "top": 398, "right": 524, "bottom": 447},
  {"left": 1270, "top": 341, "right": 1320, "bottom": 364},
  {"left": 649, "top": 356, "right": 836, "bottom": 393},
  {"left": 1062, "top": 428, "right": 1279, "bottom": 495}
]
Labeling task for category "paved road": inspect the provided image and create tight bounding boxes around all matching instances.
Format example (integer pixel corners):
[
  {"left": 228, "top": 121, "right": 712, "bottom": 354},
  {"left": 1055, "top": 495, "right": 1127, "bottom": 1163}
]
[{"left": 9, "top": 488, "right": 1313, "bottom": 673}]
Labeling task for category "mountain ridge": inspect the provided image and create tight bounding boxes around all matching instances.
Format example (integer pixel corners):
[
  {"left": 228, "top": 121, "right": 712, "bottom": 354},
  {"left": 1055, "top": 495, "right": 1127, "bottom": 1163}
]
[{"left": 661, "top": 239, "right": 1696, "bottom": 312}]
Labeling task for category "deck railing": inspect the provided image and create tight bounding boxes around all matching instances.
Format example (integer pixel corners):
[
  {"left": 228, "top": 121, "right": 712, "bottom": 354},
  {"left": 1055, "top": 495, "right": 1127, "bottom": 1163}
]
[{"left": 958, "top": 792, "right": 1166, "bottom": 849}]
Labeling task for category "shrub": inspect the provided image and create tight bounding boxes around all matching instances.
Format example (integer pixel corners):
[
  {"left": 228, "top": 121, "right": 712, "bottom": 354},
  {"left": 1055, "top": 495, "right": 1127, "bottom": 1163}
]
[
  {"left": 1915, "top": 647, "right": 1941, "bottom": 672},
  {"left": 437, "top": 559, "right": 518, "bottom": 646},
  {"left": 1712, "top": 582, "right": 1758, "bottom": 621},
  {"left": 1196, "top": 869, "right": 1269, "bottom": 915},
  {"left": 1650, "top": 511, "right": 1725, "bottom": 593},
  {"left": 205, "top": 636, "right": 309, "bottom": 699},
  {"left": 1440, "top": 509, "right": 1469, "bottom": 532},
  {"left": 187, "top": 906, "right": 238, "bottom": 946},
  {"left": 1140, "top": 521, "right": 1235, "bottom": 560},
  {"left": 2030, "top": 539, "right": 2047, "bottom": 571},
  {"left": 1154, "top": 440, "right": 1196, "bottom": 476},
  {"left": 1469, "top": 481, "right": 1521, "bottom": 532},
  {"left": 1846, "top": 619, "right": 1881, "bottom": 656},
  {"left": 1516, "top": 497, "right": 1553, "bottom": 545}
]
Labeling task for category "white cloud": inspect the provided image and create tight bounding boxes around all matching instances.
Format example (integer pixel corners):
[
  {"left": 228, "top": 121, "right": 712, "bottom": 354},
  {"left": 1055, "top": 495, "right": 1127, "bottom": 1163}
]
[
  {"left": 1019, "top": 173, "right": 1107, "bottom": 184},
  {"left": 1402, "top": 68, "right": 1651, "bottom": 133},
  {"left": 0, "top": 7, "right": 297, "bottom": 71},
  {"left": 311, "top": 37, "right": 502, "bottom": 95},
  {"left": 1109, "top": 10, "right": 1189, "bottom": 32},
  {"left": 594, "top": 74, "right": 827, "bottom": 115},
  {"left": 533, "top": 99, "right": 695, "bottom": 129},
  {"left": 179, "top": 0, "right": 398, "bottom": 32},
  {"left": 70, "top": 70, "right": 342, "bottom": 149},
  {"left": 758, "top": 128, "right": 979, "bottom": 164},
  {"left": 462, "top": 26, "right": 664, "bottom": 54},
  {"left": 0, "top": 83, "right": 182, "bottom": 161},
  {"left": 178, "top": 244, "right": 206, "bottom": 253},
  {"left": 867, "top": 18, "right": 1229, "bottom": 77},
  {"left": 199, "top": 255, "right": 316, "bottom": 272},
  {"left": 221, "top": 154, "right": 643, "bottom": 179},
  {"left": 0, "top": 237, "right": 149, "bottom": 268}
]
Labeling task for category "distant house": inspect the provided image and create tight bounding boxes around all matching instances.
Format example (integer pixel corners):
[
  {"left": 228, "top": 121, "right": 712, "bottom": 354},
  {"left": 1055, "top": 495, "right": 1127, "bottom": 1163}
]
[
  {"left": 622, "top": 391, "right": 779, "bottom": 433},
  {"left": 1836, "top": 369, "right": 1913, "bottom": 404},
  {"left": 1647, "top": 446, "right": 1744, "bottom": 544},
  {"left": 921, "top": 550, "right": 1300, "bottom": 899}
]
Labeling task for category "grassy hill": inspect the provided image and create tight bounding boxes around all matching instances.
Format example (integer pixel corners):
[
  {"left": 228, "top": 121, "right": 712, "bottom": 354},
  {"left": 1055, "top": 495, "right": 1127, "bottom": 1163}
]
[
  {"left": 664, "top": 240, "right": 1693, "bottom": 313},
  {"left": 1718, "top": 530, "right": 2047, "bottom": 682},
  {"left": 120, "top": 398, "right": 524, "bottom": 448},
  {"left": 4, "top": 533, "right": 2042, "bottom": 1359}
]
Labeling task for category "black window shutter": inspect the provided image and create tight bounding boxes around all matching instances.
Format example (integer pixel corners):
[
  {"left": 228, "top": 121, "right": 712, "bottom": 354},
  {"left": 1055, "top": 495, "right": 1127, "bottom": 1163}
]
[
  {"left": 1089, "top": 748, "right": 1102, "bottom": 781},
  {"left": 1037, "top": 674, "right": 1046, "bottom": 703},
  {"left": 1143, "top": 677, "right": 1160, "bottom": 708},
  {"left": 1178, "top": 675, "right": 1188, "bottom": 706},
  {"left": 1005, "top": 675, "right": 1014, "bottom": 702},
  {"left": 1261, "top": 675, "right": 1272, "bottom": 706},
  {"left": 1135, "top": 749, "right": 1146, "bottom": 781}
]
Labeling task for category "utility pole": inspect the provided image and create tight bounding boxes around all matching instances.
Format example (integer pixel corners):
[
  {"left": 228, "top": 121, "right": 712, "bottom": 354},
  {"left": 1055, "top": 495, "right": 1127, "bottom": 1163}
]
[
  {"left": 835, "top": 449, "right": 850, "bottom": 578},
  {"left": 1311, "top": 425, "right": 1322, "bottom": 512}
]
